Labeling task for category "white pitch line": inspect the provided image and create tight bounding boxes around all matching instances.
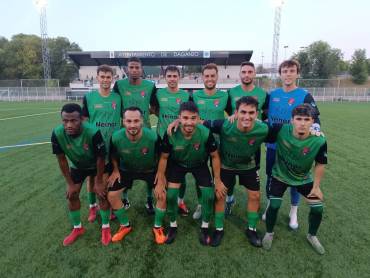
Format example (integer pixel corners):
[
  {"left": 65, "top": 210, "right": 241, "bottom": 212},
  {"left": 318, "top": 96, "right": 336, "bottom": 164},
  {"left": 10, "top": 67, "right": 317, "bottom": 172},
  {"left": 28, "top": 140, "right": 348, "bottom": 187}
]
[
  {"left": 0, "top": 141, "right": 50, "bottom": 150},
  {"left": 0, "top": 111, "right": 58, "bottom": 121}
]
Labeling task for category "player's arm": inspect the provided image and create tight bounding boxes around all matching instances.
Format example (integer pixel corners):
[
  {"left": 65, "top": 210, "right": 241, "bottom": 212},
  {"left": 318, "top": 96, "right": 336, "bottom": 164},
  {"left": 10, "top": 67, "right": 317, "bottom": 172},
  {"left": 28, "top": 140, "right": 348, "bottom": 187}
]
[
  {"left": 91, "top": 131, "right": 107, "bottom": 198},
  {"left": 81, "top": 95, "right": 89, "bottom": 121},
  {"left": 51, "top": 131, "right": 76, "bottom": 198},
  {"left": 207, "top": 133, "right": 227, "bottom": 199},
  {"left": 150, "top": 85, "right": 159, "bottom": 115},
  {"left": 308, "top": 142, "right": 327, "bottom": 201},
  {"left": 203, "top": 119, "right": 224, "bottom": 134},
  {"left": 107, "top": 138, "right": 121, "bottom": 187},
  {"left": 112, "top": 80, "right": 119, "bottom": 94},
  {"left": 265, "top": 123, "right": 283, "bottom": 143}
]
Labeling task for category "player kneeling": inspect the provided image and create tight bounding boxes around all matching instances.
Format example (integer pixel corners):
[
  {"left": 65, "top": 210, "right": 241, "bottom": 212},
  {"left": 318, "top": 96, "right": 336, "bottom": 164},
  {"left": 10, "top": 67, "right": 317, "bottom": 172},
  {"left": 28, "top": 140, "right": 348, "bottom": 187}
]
[{"left": 262, "top": 104, "right": 327, "bottom": 255}]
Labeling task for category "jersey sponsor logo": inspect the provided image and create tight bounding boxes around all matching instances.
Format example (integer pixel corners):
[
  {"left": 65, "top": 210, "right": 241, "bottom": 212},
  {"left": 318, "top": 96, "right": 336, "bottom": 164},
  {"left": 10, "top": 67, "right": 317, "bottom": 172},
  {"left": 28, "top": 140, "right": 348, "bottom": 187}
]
[
  {"left": 227, "top": 137, "right": 237, "bottom": 142},
  {"left": 302, "top": 147, "right": 310, "bottom": 155},
  {"left": 176, "top": 98, "right": 182, "bottom": 104},
  {"left": 140, "top": 91, "right": 146, "bottom": 98},
  {"left": 121, "top": 149, "right": 131, "bottom": 154},
  {"left": 94, "top": 104, "right": 103, "bottom": 109},
  {"left": 288, "top": 98, "right": 295, "bottom": 105},
  {"left": 160, "top": 97, "right": 168, "bottom": 101},
  {"left": 174, "top": 146, "right": 184, "bottom": 151},
  {"left": 248, "top": 138, "right": 256, "bottom": 146},
  {"left": 83, "top": 143, "right": 89, "bottom": 151},
  {"left": 125, "top": 91, "right": 131, "bottom": 96},
  {"left": 214, "top": 99, "right": 220, "bottom": 107},
  {"left": 112, "top": 101, "right": 117, "bottom": 110},
  {"left": 96, "top": 122, "right": 119, "bottom": 128},
  {"left": 141, "top": 147, "right": 149, "bottom": 155},
  {"left": 193, "top": 143, "right": 200, "bottom": 150},
  {"left": 197, "top": 100, "right": 205, "bottom": 105},
  {"left": 272, "top": 97, "right": 280, "bottom": 102}
]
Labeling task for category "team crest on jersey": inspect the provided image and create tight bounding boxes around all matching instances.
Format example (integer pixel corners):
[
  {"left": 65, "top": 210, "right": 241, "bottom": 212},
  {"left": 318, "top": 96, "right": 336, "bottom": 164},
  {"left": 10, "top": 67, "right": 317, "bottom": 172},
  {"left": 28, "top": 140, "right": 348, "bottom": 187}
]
[
  {"left": 302, "top": 147, "right": 310, "bottom": 155},
  {"left": 288, "top": 98, "right": 295, "bottom": 105},
  {"left": 160, "top": 97, "right": 168, "bottom": 102},
  {"left": 248, "top": 138, "right": 256, "bottom": 146},
  {"left": 141, "top": 91, "right": 146, "bottom": 98},
  {"left": 83, "top": 143, "right": 89, "bottom": 151},
  {"left": 112, "top": 101, "right": 117, "bottom": 110},
  {"left": 198, "top": 100, "right": 205, "bottom": 105},
  {"left": 125, "top": 91, "right": 131, "bottom": 96},
  {"left": 176, "top": 98, "right": 181, "bottom": 104},
  {"left": 193, "top": 143, "right": 201, "bottom": 150},
  {"left": 214, "top": 99, "right": 220, "bottom": 107},
  {"left": 94, "top": 104, "right": 103, "bottom": 109},
  {"left": 141, "top": 147, "right": 149, "bottom": 155}
]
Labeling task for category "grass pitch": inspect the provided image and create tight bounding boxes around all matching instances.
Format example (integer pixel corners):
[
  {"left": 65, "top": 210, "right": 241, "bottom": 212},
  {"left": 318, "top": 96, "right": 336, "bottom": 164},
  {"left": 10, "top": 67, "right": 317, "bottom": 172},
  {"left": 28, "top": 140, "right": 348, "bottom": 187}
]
[{"left": 0, "top": 101, "right": 369, "bottom": 277}]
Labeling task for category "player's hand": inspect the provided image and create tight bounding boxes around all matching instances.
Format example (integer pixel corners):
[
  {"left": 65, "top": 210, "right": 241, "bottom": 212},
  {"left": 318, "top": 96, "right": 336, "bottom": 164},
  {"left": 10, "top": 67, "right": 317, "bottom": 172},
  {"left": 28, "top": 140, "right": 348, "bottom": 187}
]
[
  {"left": 155, "top": 173, "right": 167, "bottom": 187},
  {"left": 66, "top": 183, "right": 79, "bottom": 199},
  {"left": 94, "top": 179, "right": 107, "bottom": 198},
  {"left": 167, "top": 119, "right": 180, "bottom": 136},
  {"left": 307, "top": 187, "right": 323, "bottom": 201},
  {"left": 108, "top": 170, "right": 120, "bottom": 187},
  {"left": 227, "top": 114, "right": 237, "bottom": 123},
  {"left": 214, "top": 178, "right": 227, "bottom": 200},
  {"left": 154, "top": 185, "right": 166, "bottom": 201}
]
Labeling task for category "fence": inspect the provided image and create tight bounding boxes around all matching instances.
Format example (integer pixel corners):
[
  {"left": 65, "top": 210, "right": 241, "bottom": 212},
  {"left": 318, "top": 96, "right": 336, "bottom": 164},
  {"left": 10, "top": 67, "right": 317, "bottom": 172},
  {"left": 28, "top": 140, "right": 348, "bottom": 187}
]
[{"left": 0, "top": 87, "right": 69, "bottom": 101}]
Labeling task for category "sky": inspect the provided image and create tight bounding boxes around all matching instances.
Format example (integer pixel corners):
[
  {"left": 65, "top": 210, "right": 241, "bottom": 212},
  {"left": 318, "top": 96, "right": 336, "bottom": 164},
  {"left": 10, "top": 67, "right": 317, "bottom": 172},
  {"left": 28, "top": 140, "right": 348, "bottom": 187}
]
[{"left": 1, "top": 0, "right": 369, "bottom": 65}]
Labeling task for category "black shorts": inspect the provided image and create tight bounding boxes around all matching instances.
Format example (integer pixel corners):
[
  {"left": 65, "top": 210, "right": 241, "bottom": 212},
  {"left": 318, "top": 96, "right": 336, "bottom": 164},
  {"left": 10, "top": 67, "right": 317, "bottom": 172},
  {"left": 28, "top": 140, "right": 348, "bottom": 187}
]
[
  {"left": 221, "top": 168, "right": 260, "bottom": 191},
  {"left": 269, "top": 177, "right": 319, "bottom": 200},
  {"left": 70, "top": 164, "right": 112, "bottom": 184},
  {"left": 166, "top": 162, "right": 213, "bottom": 188},
  {"left": 109, "top": 170, "right": 156, "bottom": 192}
]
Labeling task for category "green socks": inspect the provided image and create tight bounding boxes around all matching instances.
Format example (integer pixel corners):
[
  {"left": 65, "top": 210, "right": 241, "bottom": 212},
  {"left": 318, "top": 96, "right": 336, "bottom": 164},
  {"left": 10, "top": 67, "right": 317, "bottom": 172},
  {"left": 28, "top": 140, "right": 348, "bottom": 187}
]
[
  {"left": 266, "top": 197, "right": 282, "bottom": 233},
  {"left": 99, "top": 209, "right": 110, "bottom": 226},
  {"left": 87, "top": 192, "right": 96, "bottom": 206},
  {"left": 114, "top": 207, "right": 129, "bottom": 226},
  {"left": 200, "top": 187, "right": 214, "bottom": 223},
  {"left": 215, "top": 211, "right": 224, "bottom": 229},
  {"left": 308, "top": 203, "right": 323, "bottom": 236},
  {"left": 167, "top": 188, "right": 179, "bottom": 222},
  {"left": 69, "top": 210, "right": 81, "bottom": 227},
  {"left": 154, "top": 208, "right": 166, "bottom": 227},
  {"left": 247, "top": 211, "right": 259, "bottom": 230}
]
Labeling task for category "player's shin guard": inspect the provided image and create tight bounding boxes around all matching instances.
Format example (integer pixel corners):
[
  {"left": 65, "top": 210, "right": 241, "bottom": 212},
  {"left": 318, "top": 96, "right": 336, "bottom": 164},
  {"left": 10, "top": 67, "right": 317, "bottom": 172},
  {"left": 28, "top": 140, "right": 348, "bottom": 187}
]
[
  {"left": 69, "top": 210, "right": 81, "bottom": 227},
  {"left": 308, "top": 203, "right": 323, "bottom": 236},
  {"left": 114, "top": 207, "right": 129, "bottom": 226},
  {"left": 154, "top": 208, "right": 166, "bottom": 227},
  {"left": 266, "top": 197, "right": 282, "bottom": 233},
  {"left": 167, "top": 188, "right": 179, "bottom": 222},
  {"left": 99, "top": 209, "right": 110, "bottom": 226},
  {"left": 88, "top": 192, "right": 97, "bottom": 206},
  {"left": 247, "top": 211, "right": 259, "bottom": 230},
  {"left": 215, "top": 211, "right": 224, "bottom": 230},
  {"left": 200, "top": 187, "right": 214, "bottom": 223}
]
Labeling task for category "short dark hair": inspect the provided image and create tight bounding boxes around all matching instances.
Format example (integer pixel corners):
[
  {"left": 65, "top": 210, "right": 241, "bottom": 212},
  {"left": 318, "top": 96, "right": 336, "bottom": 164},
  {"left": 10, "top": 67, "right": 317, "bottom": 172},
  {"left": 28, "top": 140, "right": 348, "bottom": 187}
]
[
  {"left": 279, "top": 59, "right": 301, "bottom": 74},
  {"left": 240, "top": 61, "right": 255, "bottom": 68},
  {"left": 127, "top": 57, "right": 142, "bottom": 66},
  {"left": 123, "top": 106, "right": 143, "bottom": 118},
  {"left": 179, "top": 101, "right": 199, "bottom": 115},
  {"left": 165, "top": 65, "right": 181, "bottom": 76},
  {"left": 292, "top": 104, "right": 313, "bottom": 118},
  {"left": 97, "top": 64, "right": 113, "bottom": 75},
  {"left": 61, "top": 103, "right": 82, "bottom": 115},
  {"left": 202, "top": 63, "right": 218, "bottom": 74},
  {"left": 235, "top": 96, "right": 259, "bottom": 111}
]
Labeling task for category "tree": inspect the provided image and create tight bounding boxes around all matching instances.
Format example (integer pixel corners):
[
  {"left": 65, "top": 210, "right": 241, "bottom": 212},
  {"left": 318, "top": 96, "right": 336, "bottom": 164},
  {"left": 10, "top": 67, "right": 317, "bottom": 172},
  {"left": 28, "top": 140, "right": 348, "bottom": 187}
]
[
  {"left": 349, "top": 49, "right": 368, "bottom": 84},
  {"left": 48, "top": 37, "right": 81, "bottom": 86},
  {"left": 293, "top": 41, "right": 343, "bottom": 79}
]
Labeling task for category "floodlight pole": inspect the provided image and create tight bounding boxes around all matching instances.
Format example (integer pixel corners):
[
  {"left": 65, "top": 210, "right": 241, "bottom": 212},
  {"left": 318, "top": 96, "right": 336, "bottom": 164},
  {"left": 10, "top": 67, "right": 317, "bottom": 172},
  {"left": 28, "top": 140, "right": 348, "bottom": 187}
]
[
  {"left": 271, "top": 1, "right": 284, "bottom": 79},
  {"left": 36, "top": 1, "right": 51, "bottom": 80}
]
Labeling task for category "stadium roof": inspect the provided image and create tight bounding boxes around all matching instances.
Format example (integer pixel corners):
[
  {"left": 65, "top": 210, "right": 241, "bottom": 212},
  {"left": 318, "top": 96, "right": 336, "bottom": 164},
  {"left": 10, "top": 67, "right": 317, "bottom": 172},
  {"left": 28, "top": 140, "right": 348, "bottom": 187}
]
[{"left": 67, "top": 50, "right": 253, "bottom": 67}]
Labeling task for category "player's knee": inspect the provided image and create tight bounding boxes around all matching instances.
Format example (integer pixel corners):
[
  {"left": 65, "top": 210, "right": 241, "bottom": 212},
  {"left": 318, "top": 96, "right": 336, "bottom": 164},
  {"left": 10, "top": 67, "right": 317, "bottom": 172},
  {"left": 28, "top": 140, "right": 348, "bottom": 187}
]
[
  {"left": 269, "top": 197, "right": 282, "bottom": 210},
  {"left": 67, "top": 192, "right": 80, "bottom": 202},
  {"left": 166, "top": 188, "right": 178, "bottom": 204},
  {"left": 248, "top": 190, "right": 260, "bottom": 202}
]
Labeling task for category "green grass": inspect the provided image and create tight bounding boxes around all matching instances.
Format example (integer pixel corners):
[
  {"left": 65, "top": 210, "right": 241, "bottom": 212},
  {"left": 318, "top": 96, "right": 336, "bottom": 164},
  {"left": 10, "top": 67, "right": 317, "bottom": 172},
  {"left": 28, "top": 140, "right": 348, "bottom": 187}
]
[{"left": 0, "top": 101, "right": 370, "bottom": 278}]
